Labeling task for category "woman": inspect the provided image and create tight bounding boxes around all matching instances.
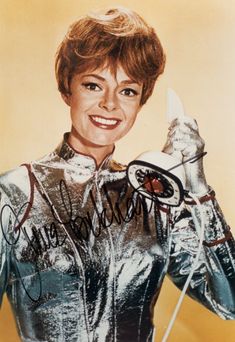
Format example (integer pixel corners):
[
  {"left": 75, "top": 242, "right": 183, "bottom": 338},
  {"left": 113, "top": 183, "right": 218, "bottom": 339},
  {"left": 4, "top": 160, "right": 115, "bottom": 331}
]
[{"left": 0, "top": 7, "right": 234, "bottom": 342}]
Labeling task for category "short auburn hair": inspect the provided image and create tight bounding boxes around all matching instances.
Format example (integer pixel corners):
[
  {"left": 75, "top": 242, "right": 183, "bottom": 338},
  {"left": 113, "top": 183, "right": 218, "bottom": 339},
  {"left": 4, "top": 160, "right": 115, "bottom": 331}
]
[{"left": 55, "top": 7, "right": 166, "bottom": 105}]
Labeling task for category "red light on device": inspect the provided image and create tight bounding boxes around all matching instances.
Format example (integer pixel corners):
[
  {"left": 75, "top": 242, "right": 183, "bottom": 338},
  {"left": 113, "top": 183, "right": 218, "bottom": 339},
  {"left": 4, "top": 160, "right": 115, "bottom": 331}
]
[{"left": 143, "top": 176, "right": 164, "bottom": 194}]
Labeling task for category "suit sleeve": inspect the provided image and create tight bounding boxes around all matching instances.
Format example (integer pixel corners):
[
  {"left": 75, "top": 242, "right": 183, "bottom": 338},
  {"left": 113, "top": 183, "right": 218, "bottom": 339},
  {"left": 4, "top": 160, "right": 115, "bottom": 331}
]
[
  {"left": 167, "top": 190, "right": 235, "bottom": 319},
  {"left": 0, "top": 166, "right": 33, "bottom": 308},
  {"left": 0, "top": 187, "right": 11, "bottom": 307}
]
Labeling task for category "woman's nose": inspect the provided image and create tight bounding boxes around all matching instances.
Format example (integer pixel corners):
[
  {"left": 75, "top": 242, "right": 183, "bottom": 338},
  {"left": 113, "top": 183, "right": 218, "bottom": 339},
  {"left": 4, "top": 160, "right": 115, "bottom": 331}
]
[{"left": 99, "top": 91, "right": 118, "bottom": 112}]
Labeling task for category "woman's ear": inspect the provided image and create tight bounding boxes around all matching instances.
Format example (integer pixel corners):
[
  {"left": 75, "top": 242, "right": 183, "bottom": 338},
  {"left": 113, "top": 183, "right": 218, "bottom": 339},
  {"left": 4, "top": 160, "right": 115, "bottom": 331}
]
[{"left": 61, "top": 93, "right": 71, "bottom": 106}]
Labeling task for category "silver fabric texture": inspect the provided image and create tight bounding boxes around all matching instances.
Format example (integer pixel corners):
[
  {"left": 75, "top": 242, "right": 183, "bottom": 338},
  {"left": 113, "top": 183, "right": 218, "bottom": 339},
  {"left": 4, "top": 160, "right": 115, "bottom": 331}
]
[{"left": 0, "top": 134, "right": 235, "bottom": 342}]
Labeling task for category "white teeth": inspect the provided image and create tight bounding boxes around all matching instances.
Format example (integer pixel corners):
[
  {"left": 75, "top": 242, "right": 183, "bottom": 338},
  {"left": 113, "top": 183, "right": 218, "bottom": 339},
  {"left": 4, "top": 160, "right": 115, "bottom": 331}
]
[{"left": 91, "top": 116, "right": 118, "bottom": 126}]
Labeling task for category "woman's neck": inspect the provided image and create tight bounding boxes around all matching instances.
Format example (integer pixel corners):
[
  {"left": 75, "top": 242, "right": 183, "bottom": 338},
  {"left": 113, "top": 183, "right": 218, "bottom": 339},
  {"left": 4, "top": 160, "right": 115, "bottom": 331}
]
[{"left": 67, "top": 130, "right": 114, "bottom": 167}]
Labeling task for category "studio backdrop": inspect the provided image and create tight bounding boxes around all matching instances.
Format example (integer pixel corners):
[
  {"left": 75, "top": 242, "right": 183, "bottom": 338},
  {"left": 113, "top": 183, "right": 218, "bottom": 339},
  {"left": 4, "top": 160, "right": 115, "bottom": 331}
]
[{"left": 0, "top": 1, "right": 235, "bottom": 341}]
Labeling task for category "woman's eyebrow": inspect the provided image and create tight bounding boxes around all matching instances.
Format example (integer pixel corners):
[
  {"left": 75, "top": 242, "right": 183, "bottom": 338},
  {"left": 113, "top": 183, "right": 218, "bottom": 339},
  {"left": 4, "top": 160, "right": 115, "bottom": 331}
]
[
  {"left": 81, "top": 74, "right": 140, "bottom": 85},
  {"left": 82, "top": 74, "right": 105, "bottom": 81},
  {"left": 121, "top": 80, "right": 140, "bottom": 85}
]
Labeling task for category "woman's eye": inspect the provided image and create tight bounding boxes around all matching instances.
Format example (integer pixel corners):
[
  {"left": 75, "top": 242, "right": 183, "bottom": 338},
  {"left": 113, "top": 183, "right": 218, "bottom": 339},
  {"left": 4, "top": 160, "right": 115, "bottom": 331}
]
[
  {"left": 121, "top": 88, "right": 138, "bottom": 97},
  {"left": 82, "top": 83, "right": 101, "bottom": 91}
]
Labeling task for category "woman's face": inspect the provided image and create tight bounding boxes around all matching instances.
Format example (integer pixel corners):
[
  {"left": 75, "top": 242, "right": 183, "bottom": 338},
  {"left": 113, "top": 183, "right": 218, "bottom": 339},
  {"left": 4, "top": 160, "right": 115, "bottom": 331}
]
[{"left": 64, "top": 64, "right": 143, "bottom": 150}]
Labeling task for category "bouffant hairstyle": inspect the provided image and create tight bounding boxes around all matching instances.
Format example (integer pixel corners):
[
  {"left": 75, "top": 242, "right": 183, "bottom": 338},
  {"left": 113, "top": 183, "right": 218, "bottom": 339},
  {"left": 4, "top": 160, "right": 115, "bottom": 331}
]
[{"left": 55, "top": 7, "right": 165, "bottom": 105}]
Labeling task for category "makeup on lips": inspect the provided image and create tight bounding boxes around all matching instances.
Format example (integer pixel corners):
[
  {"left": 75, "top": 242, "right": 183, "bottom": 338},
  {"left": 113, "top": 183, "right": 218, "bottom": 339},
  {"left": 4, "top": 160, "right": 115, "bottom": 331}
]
[{"left": 89, "top": 115, "right": 121, "bottom": 130}]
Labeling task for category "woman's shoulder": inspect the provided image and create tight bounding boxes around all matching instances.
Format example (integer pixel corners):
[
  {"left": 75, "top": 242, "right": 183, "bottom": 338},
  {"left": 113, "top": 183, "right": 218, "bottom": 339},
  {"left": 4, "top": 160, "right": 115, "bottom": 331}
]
[
  {"left": 0, "top": 148, "right": 58, "bottom": 189},
  {"left": 0, "top": 165, "right": 31, "bottom": 204},
  {"left": 0, "top": 164, "right": 29, "bottom": 188}
]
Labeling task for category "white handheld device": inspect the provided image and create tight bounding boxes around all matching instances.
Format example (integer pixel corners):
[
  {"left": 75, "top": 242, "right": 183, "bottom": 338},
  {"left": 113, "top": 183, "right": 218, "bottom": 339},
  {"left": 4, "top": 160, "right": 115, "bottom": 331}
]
[
  {"left": 127, "top": 88, "right": 186, "bottom": 206},
  {"left": 127, "top": 89, "right": 206, "bottom": 342}
]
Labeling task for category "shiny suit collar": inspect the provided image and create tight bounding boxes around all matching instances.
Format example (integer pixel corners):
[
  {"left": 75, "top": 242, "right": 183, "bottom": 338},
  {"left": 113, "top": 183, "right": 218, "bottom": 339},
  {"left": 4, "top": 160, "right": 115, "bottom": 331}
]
[{"left": 56, "top": 133, "right": 114, "bottom": 173}]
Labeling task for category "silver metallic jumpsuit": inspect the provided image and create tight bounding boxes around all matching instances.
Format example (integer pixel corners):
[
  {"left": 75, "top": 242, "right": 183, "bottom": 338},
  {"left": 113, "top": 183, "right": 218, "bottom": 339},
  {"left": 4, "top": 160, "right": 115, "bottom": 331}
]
[{"left": 0, "top": 134, "right": 235, "bottom": 342}]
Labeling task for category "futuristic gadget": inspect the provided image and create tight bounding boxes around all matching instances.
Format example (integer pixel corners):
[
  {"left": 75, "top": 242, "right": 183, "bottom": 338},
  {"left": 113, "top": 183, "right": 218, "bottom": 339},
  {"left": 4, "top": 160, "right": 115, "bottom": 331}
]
[
  {"left": 127, "top": 89, "right": 206, "bottom": 341},
  {"left": 127, "top": 88, "right": 187, "bottom": 207}
]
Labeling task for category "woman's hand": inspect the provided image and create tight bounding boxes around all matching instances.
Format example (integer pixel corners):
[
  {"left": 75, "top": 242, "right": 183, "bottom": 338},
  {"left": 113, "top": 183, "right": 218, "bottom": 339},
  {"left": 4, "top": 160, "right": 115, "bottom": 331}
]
[{"left": 162, "top": 116, "right": 209, "bottom": 195}]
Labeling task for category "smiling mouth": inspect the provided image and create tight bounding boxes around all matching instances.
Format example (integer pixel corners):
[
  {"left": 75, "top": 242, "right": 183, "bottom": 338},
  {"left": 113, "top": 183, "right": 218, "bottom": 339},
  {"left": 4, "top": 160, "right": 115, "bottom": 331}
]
[{"left": 89, "top": 115, "right": 121, "bottom": 129}]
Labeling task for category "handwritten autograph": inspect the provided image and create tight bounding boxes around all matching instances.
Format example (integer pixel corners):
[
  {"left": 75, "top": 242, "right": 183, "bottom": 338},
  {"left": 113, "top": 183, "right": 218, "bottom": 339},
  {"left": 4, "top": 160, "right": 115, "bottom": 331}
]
[
  {"left": 0, "top": 151, "right": 206, "bottom": 302},
  {"left": 0, "top": 178, "right": 155, "bottom": 302}
]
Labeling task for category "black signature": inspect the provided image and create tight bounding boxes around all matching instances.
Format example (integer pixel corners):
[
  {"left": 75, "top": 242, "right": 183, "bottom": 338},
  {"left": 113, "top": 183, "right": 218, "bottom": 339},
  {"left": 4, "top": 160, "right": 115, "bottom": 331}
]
[
  {"left": 0, "top": 200, "right": 68, "bottom": 302},
  {"left": 0, "top": 178, "right": 156, "bottom": 302},
  {"left": 50, "top": 179, "right": 154, "bottom": 241}
]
